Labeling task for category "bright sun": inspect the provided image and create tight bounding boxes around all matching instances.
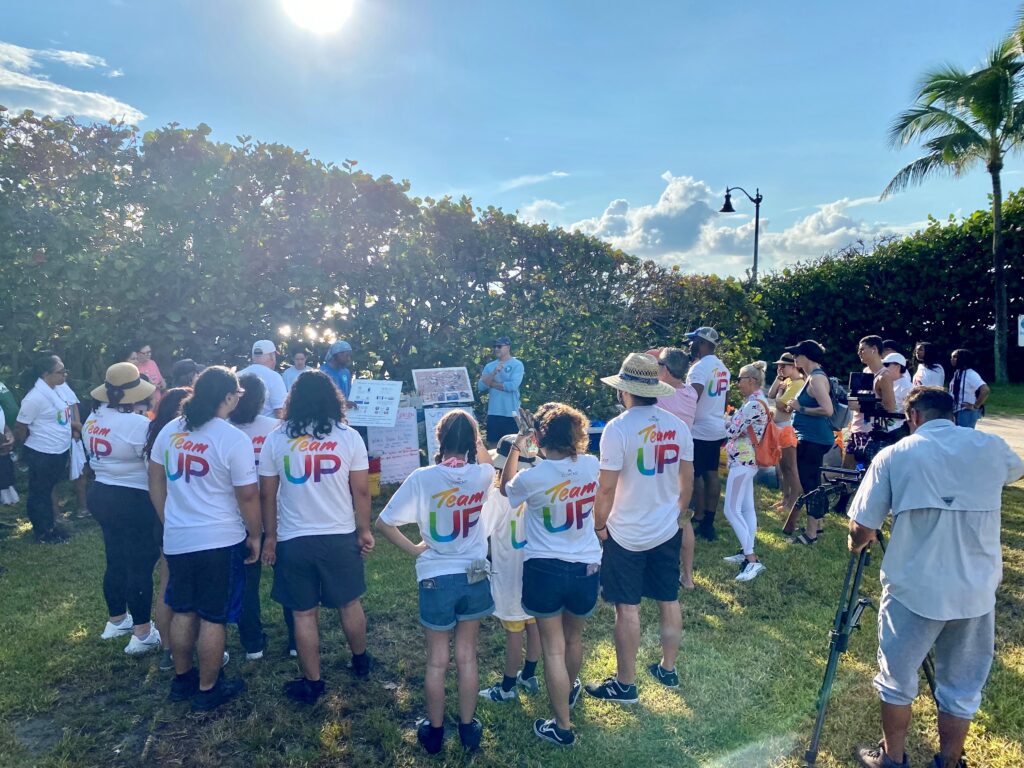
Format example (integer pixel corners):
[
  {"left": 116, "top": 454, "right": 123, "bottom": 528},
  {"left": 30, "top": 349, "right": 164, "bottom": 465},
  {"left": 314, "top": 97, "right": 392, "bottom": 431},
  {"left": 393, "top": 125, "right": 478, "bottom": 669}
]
[{"left": 281, "top": 0, "right": 355, "bottom": 34}]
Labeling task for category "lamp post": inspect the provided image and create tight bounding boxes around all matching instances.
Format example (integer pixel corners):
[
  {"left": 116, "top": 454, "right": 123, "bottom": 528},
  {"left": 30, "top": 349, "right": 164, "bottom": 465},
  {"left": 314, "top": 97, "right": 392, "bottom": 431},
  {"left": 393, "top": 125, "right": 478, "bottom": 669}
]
[{"left": 720, "top": 186, "right": 763, "bottom": 284}]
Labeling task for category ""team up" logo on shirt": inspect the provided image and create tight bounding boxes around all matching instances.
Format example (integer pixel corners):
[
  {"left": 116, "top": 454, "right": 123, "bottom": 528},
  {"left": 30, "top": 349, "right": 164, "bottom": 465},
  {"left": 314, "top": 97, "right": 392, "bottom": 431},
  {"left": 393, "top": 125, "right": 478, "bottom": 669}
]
[
  {"left": 283, "top": 437, "right": 341, "bottom": 484},
  {"left": 428, "top": 486, "right": 485, "bottom": 542},
  {"left": 86, "top": 422, "right": 112, "bottom": 458},
  {"left": 541, "top": 480, "right": 596, "bottom": 532},
  {"left": 165, "top": 432, "right": 210, "bottom": 483},
  {"left": 636, "top": 424, "right": 680, "bottom": 476}
]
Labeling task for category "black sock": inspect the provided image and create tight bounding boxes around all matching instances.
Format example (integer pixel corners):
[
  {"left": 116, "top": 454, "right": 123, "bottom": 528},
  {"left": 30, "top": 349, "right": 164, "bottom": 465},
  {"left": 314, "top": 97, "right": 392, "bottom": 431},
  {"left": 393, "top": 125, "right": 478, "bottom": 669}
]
[
  {"left": 501, "top": 674, "right": 517, "bottom": 692},
  {"left": 351, "top": 651, "right": 368, "bottom": 669},
  {"left": 521, "top": 660, "right": 537, "bottom": 680}
]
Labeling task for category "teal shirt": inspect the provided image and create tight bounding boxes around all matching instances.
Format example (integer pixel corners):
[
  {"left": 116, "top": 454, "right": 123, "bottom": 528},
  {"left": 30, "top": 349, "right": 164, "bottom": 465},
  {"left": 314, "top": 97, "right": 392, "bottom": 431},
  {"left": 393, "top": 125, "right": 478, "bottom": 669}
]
[
  {"left": 477, "top": 358, "right": 524, "bottom": 416},
  {"left": 794, "top": 369, "right": 834, "bottom": 446}
]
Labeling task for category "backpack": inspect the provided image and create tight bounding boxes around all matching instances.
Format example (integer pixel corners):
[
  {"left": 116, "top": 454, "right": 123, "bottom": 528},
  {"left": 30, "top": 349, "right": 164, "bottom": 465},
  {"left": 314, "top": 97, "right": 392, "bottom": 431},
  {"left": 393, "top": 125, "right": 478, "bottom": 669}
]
[
  {"left": 826, "top": 376, "right": 851, "bottom": 431},
  {"left": 747, "top": 399, "right": 782, "bottom": 468}
]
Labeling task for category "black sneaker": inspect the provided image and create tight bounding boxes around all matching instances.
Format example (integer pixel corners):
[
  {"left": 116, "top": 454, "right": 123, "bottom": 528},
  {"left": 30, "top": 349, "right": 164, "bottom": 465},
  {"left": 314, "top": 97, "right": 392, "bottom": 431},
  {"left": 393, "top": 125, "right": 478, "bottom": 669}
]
[
  {"left": 347, "top": 652, "right": 376, "bottom": 680},
  {"left": 853, "top": 741, "right": 908, "bottom": 768},
  {"left": 168, "top": 668, "right": 199, "bottom": 701},
  {"left": 700, "top": 522, "right": 718, "bottom": 541},
  {"left": 932, "top": 755, "right": 968, "bottom": 768},
  {"left": 584, "top": 676, "right": 638, "bottom": 704},
  {"left": 568, "top": 677, "right": 582, "bottom": 709},
  {"left": 647, "top": 663, "right": 679, "bottom": 688},
  {"left": 458, "top": 718, "right": 483, "bottom": 751},
  {"left": 191, "top": 677, "right": 246, "bottom": 712},
  {"left": 283, "top": 677, "right": 325, "bottom": 705},
  {"left": 416, "top": 719, "right": 445, "bottom": 754},
  {"left": 534, "top": 718, "right": 575, "bottom": 747}
]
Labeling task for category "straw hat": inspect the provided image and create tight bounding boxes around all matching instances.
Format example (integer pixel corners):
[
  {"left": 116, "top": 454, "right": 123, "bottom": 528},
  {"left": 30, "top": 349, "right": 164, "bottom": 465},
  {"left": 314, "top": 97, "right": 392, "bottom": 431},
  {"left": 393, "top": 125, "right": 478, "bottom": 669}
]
[
  {"left": 488, "top": 434, "right": 536, "bottom": 470},
  {"left": 91, "top": 362, "right": 157, "bottom": 404},
  {"left": 601, "top": 353, "right": 676, "bottom": 397}
]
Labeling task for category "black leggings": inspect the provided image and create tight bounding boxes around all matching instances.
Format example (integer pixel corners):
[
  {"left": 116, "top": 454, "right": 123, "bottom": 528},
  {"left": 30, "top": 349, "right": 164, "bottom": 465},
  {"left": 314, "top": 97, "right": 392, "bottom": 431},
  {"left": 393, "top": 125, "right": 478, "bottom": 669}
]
[
  {"left": 796, "top": 440, "right": 832, "bottom": 519},
  {"left": 23, "top": 446, "right": 69, "bottom": 536},
  {"left": 88, "top": 482, "right": 160, "bottom": 623}
]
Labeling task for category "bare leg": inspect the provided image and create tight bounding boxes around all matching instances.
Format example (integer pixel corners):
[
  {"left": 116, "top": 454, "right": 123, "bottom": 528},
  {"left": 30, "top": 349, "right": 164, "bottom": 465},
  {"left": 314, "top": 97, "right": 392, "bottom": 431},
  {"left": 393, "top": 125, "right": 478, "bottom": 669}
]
[
  {"left": 779, "top": 446, "right": 801, "bottom": 510},
  {"left": 658, "top": 600, "right": 682, "bottom": 671},
  {"left": 524, "top": 620, "right": 541, "bottom": 663},
  {"left": 503, "top": 628, "right": 524, "bottom": 678},
  {"left": 562, "top": 612, "right": 585, "bottom": 684},
  {"left": 537, "top": 615, "right": 571, "bottom": 730},
  {"left": 613, "top": 603, "right": 641, "bottom": 685},
  {"left": 880, "top": 701, "right": 913, "bottom": 763},
  {"left": 155, "top": 557, "right": 173, "bottom": 648},
  {"left": 936, "top": 710, "right": 971, "bottom": 767},
  {"left": 691, "top": 475, "right": 706, "bottom": 524},
  {"left": 680, "top": 522, "right": 695, "bottom": 589},
  {"left": 704, "top": 470, "right": 722, "bottom": 522},
  {"left": 454, "top": 621, "right": 480, "bottom": 724},
  {"left": 338, "top": 599, "right": 367, "bottom": 655},
  {"left": 294, "top": 607, "right": 320, "bottom": 681},
  {"left": 196, "top": 620, "right": 226, "bottom": 691},
  {"left": 423, "top": 628, "right": 450, "bottom": 727},
  {"left": 170, "top": 611, "right": 199, "bottom": 675}
]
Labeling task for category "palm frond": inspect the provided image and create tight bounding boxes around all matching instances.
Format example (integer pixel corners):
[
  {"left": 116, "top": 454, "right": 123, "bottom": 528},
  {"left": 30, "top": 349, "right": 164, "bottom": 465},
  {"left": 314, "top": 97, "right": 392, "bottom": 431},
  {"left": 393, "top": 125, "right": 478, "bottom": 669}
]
[
  {"left": 881, "top": 154, "right": 955, "bottom": 199},
  {"left": 913, "top": 64, "right": 973, "bottom": 105},
  {"left": 921, "top": 131, "right": 987, "bottom": 175},
  {"left": 887, "top": 105, "right": 984, "bottom": 149}
]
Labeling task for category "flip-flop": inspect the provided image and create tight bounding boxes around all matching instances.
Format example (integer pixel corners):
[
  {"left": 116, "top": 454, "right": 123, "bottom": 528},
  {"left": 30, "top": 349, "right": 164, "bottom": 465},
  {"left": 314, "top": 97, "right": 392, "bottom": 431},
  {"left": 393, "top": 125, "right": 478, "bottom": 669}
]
[{"left": 787, "top": 530, "right": 817, "bottom": 545}]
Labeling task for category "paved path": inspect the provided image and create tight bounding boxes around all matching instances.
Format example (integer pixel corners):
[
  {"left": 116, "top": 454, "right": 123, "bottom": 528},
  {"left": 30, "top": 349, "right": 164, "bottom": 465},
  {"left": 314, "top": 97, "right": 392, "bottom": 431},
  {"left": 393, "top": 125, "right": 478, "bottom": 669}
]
[{"left": 979, "top": 415, "right": 1024, "bottom": 456}]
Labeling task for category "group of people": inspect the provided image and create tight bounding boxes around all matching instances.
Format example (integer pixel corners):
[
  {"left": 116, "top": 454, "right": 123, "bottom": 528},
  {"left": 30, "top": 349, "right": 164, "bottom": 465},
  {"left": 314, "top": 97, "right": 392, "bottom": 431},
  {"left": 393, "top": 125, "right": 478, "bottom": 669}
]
[{"left": 2, "top": 328, "right": 1016, "bottom": 764}]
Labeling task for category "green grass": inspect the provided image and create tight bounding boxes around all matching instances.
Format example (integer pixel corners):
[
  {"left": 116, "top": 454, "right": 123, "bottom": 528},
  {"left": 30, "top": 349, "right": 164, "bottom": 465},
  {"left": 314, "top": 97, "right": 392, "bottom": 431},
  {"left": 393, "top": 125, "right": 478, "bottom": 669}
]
[
  {"left": 983, "top": 383, "right": 1024, "bottom": 417},
  {"left": 1, "top": 478, "right": 1022, "bottom": 768}
]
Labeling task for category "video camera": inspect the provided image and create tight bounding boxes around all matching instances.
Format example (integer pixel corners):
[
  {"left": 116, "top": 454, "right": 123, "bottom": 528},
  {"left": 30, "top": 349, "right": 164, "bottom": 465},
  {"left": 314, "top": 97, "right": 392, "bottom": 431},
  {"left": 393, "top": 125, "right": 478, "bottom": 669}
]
[{"left": 847, "top": 372, "right": 906, "bottom": 423}]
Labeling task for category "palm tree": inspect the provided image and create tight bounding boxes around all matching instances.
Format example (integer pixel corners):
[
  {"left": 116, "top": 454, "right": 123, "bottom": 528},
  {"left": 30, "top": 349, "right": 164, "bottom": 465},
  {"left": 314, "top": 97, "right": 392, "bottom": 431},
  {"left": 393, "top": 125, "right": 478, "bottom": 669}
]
[{"left": 882, "top": 37, "right": 1024, "bottom": 384}]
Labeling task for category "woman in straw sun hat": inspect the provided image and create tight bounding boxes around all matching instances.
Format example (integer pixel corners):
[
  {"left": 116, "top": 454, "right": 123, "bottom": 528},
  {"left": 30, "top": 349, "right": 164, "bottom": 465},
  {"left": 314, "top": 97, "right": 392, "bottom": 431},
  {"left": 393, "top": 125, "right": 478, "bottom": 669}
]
[
  {"left": 585, "top": 353, "right": 695, "bottom": 703},
  {"left": 84, "top": 362, "right": 163, "bottom": 655}
]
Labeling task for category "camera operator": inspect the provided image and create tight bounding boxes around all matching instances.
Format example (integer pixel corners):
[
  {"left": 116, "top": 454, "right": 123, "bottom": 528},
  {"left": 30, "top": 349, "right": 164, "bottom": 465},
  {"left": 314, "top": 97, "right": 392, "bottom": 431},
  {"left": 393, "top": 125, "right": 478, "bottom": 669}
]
[
  {"left": 844, "top": 336, "right": 899, "bottom": 469},
  {"left": 847, "top": 387, "right": 1024, "bottom": 768}
]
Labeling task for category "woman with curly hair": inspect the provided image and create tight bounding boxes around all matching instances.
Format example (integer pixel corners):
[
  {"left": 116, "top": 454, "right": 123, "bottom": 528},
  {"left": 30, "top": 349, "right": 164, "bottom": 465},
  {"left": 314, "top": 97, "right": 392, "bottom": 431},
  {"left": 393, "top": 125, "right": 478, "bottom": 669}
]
[
  {"left": 259, "top": 370, "right": 373, "bottom": 704},
  {"left": 499, "top": 402, "right": 600, "bottom": 747}
]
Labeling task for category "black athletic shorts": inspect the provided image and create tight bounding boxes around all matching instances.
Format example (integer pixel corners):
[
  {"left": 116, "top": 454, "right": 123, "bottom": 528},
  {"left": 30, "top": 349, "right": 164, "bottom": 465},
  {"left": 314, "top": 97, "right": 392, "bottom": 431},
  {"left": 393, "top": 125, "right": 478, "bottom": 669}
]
[
  {"left": 600, "top": 529, "right": 681, "bottom": 605},
  {"left": 486, "top": 415, "right": 518, "bottom": 446},
  {"left": 165, "top": 540, "right": 247, "bottom": 624},
  {"left": 272, "top": 533, "right": 366, "bottom": 611},
  {"left": 693, "top": 438, "right": 725, "bottom": 474}
]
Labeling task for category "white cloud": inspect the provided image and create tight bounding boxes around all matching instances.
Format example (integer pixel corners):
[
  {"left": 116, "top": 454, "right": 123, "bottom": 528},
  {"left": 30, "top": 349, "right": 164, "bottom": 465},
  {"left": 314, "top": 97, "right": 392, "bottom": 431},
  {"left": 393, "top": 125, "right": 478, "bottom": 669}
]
[
  {"left": 569, "top": 173, "right": 903, "bottom": 276},
  {"left": 0, "top": 40, "right": 142, "bottom": 123},
  {"left": 498, "top": 170, "right": 569, "bottom": 192},
  {"left": 518, "top": 199, "right": 566, "bottom": 224}
]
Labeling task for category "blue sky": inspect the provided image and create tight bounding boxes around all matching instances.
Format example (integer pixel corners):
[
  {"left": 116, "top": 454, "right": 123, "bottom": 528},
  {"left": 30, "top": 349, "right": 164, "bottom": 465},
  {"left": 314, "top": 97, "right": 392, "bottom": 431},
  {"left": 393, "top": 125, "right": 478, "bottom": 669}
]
[{"left": 2, "top": 0, "right": 1021, "bottom": 276}]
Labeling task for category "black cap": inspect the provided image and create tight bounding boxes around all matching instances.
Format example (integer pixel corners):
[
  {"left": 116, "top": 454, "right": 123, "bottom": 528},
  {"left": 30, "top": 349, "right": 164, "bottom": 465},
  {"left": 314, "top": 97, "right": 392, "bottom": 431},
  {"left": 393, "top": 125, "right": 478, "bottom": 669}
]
[
  {"left": 171, "top": 358, "right": 204, "bottom": 380},
  {"left": 493, "top": 336, "right": 512, "bottom": 347},
  {"left": 783, "top": 340, "right": 826, "bottom": 361}
]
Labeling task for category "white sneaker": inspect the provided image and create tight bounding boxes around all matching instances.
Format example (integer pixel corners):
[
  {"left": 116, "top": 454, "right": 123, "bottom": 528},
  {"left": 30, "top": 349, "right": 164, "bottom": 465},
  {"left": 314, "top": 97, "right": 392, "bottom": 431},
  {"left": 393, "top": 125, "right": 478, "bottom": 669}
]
[
  {"left": 735, "top": 561, "right": 766, "bottom": 582},
  {"left": 722, "top": 551, "right": 747, "bottom": 564},
  {"left": 222, "top": 651, "right": 230, "bottom": 668},
  {"left": 100, "top": 614, "right": 134, "bottom": 639},
  {"left": 245, "top": 649, "right": 264, "bottom": 661},
  {"left": 125, "top": 629, "right": 161, "bottom": 655}
]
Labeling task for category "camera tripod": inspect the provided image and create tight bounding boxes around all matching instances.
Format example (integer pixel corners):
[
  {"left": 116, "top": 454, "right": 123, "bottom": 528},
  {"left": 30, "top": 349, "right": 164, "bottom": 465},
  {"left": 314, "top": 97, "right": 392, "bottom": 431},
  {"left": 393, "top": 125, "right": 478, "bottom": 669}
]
[
  {"left": 783, "top": 467, "right": 864, "bottom": 535},
  {"left": 803, "top": 534, "right": 938, "bottom": 768}
]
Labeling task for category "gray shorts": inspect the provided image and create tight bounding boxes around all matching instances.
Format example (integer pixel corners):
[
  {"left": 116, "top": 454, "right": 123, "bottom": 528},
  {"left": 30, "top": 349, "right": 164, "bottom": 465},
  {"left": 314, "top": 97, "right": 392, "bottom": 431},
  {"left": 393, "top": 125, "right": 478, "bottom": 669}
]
[{"left": 875, "top": 591, "right": 994, "bottom": 720}]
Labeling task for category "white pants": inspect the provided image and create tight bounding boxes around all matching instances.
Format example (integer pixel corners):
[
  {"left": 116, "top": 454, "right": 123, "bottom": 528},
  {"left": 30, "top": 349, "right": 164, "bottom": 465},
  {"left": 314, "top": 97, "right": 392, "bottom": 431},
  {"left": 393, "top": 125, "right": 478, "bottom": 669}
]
[{"left": 724, "top": 464, "right": 758, "bottom": 555}]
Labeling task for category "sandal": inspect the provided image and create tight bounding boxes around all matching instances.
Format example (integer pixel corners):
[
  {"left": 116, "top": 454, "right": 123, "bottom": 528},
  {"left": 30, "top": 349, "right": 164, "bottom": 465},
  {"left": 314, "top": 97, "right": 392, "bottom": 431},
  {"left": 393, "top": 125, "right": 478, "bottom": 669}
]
[{"left": 787, "top": 529, "right": 817, "bottom": 545}]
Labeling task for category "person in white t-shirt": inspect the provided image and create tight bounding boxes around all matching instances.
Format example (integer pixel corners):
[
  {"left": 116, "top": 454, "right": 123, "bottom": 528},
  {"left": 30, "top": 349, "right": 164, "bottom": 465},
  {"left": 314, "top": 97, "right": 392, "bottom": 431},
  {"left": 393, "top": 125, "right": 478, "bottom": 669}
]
[
  {"left": 281, "top": 348, "right": 313, "bottom": 391},
  {"left": 14, "top": 354, "right": 77, "bottom": 542},
  {"left": 949, "top": 349, "right": 990, "bottom": 429},
  {"left": 912, "top": 342, "right": 945, "bottom": 389},
  {"left": 236, "top": 339, "right": 288, "bottom": 418},
  {"left": 85, "top": 363, "right": 162, "bottom": 655},
  {"left": 258, "top": 370, "right": 374, "bottom": 705},
  {"left": 148, "top": 366, "right": 261, "bottom": 712},
  {"left": 684, "top": 327, "right": 730, "bottom": 541},
  {"left": 376, "top": 410, "right": 495, "bottom": 754},
  {"left": 501, "top": 403, "right": 601, "bottom": 747},
  {"left": 586, "top": 353, "right": 694, "bottom": 704},
  {"left": 228, "top": 374, "right": 281, "bottom": 661}
]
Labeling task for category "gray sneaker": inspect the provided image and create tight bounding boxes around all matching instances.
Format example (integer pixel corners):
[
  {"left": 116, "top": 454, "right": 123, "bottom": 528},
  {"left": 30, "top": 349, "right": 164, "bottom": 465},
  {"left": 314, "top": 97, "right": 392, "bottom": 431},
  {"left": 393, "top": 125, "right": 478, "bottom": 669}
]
[{"left": 854, "top": 742, "right": 908, "bottom": 768}]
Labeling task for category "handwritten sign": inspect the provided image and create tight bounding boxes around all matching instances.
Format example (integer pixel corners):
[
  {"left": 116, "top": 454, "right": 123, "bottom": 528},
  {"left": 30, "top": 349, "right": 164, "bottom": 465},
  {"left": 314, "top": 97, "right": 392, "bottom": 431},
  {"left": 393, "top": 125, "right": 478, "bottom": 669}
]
[
  {"left": 423, "top": 406, "right": 477, "bottom": 462},
  {"left": 412, "top": 367, "right": 473, "bottom": 406},
  {"left": 367, "top": 407, "right": 421, "bottom": 484},
  {"left": 346, "top": 380, "right": 403, "bottom": 428}
]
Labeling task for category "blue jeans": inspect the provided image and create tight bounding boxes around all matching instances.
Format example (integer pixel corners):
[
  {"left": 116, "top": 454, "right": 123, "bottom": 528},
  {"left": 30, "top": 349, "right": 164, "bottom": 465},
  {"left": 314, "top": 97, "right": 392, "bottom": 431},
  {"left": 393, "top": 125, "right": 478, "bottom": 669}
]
[
  {"left": 956, "top": 409, "right": 981, "bottom": 429},
  {"left": 418, "top": 573, "right": 493, "bottom": 630}
]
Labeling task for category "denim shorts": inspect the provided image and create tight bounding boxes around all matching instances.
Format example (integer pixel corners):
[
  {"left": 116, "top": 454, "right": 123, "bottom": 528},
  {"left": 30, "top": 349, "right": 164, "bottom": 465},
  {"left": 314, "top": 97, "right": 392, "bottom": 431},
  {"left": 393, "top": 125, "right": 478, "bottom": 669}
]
[
  {"left": 418, "top": 573, "right": 494, "bottom": 631},
  {"left": 521, "top": 558, "right": 600, "bottom": 618}
]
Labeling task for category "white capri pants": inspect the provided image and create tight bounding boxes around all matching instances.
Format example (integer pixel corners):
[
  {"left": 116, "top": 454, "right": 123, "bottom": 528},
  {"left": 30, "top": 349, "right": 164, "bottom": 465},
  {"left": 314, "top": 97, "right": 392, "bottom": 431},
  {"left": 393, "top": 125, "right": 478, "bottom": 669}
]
[
  {"left": 723, "top": 464, "right": 758, "bottom": 556},
  {"left": 874, "top": 590, "right": 995, "bottom": 720}
]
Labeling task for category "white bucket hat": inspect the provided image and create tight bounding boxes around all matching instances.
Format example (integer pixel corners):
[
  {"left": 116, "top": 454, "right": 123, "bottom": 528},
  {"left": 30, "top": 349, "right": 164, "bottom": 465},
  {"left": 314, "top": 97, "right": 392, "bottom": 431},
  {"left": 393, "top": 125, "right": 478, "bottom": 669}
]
[{"left": 601, "top": 353, "right": 676, "bottom": 398}]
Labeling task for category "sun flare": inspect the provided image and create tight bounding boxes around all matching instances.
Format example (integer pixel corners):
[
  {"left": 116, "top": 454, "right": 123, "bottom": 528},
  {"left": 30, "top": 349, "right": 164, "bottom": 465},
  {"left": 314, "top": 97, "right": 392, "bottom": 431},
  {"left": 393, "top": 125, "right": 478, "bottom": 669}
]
[{"left": 281, "top": 0, "right": 354, "bottom": 34}]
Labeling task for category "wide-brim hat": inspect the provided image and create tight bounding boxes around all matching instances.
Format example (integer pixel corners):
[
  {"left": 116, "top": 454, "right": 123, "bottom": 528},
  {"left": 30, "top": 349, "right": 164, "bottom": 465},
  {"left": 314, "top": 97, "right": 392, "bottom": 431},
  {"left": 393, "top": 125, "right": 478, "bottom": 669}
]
[
  {"left": 488, "top": 434, "right": 536, "bottom": 470},
  {"left": 773, "top": 352, "right": 796, "bottom": 366},
  {"left": 601, "top": 353, "right": 676, "bottom": 397},
  {"left": 91, "top": 362, "right": 157, "bottom": 404}
]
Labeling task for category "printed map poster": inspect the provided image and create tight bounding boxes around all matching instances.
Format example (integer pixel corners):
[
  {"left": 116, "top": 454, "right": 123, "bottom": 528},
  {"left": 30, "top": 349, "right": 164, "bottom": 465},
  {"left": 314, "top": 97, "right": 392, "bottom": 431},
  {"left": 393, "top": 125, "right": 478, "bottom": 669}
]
[
  {"left": 412, "top": 367, "right": 473, "bottom": 406},
  {"left": 346, "top": 379, "right": 403, "bottom": 428},
  {"left": 424, "top": 406, "right": 476, "bottom": 461},
  {"left": 368, "top": 407, "right": 421, "bottom": 484}
]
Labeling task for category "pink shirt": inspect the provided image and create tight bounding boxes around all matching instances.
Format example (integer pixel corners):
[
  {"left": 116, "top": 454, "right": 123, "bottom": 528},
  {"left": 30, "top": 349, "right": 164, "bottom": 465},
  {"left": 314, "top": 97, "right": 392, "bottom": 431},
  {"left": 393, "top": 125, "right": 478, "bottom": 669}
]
[
  {"left": 657, "top": 384, "right": 698, "bottom": 428},
  {"left": 136, "top": 359, "right": 164, "bottom": 389}
]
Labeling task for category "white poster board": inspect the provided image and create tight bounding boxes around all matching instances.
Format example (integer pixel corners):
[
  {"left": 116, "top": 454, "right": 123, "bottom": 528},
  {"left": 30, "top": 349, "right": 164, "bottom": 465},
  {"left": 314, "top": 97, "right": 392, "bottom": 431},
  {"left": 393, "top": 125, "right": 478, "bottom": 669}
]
[
  {"left": 346, "top": 379, "right": 404, "bottom": 428},
  {"left": 423, "top": 406, "right": 477, "bottom": 462},
  {"left": 412, "top": 367, "right": 473, "bottom": 406},
  {"left": 368, "top": 407, "right": 421, "bottom": 484}
]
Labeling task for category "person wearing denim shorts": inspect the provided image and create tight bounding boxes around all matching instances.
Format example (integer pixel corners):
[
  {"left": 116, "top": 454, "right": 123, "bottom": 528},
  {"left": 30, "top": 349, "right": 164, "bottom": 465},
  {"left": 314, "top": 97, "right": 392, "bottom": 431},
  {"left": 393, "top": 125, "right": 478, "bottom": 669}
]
[
  {"left": 376, "top": 410, "right": 495, "bottom": 755},
  {"left": 848, "top": 388, "right": 1024, "bottom": 768},
  {"left": 501, "top": 402, "right": 601, "bottom": 747}
]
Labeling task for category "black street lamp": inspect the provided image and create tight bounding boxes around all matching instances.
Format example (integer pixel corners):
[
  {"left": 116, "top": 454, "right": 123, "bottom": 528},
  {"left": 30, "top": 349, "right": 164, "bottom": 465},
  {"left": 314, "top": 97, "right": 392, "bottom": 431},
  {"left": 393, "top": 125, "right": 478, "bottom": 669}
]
[{"left": 720, "top": 186, "right": 763, "bottom": 284}]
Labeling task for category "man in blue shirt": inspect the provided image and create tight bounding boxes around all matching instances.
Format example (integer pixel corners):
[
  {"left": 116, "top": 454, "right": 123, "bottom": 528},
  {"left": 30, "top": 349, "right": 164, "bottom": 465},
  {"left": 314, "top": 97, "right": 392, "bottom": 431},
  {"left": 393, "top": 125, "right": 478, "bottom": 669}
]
[
  {"left": 477, "top": 336, "right": 525, "bottom": 446},
  {"left": 322, "top": 341, "right": 353, "bottom": 399}
]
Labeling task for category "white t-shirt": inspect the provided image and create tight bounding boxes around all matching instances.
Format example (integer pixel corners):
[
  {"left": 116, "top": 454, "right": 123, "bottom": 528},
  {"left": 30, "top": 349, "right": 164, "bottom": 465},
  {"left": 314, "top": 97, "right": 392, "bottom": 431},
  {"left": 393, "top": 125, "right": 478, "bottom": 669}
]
[
  {"left": 599, "top": 405, "right": 694, "bottom": 552},
  {"left": 484, "top": 491, "right": 530, "bottom": 622},
  {"left": 234, "top": 415, "right": 279, "bottom": 467},
  {"left": 16, "top": 380, "right": 74, "bottom": 454},
  {"left": 506, "top": 454, "right": 602, "bottom": 564},
  {"left": 892, "top": 372, "right": 913, "bottom": 414},
  {"left": 151, "top": 416, "right": 257, "bottom": 555},
  {"left": 951, "top": 369, "right": 986, "bottom": 410},
  {"left": 686, "top": 354, "right": 730, "bottom": 440},
  {"left": 259, "top": 423, "right": 369, "bottom": 542},
  {"left": 913, "top": 365, "right": 945, "bottom": 388},
  {"left": 84, "top": 406, "right": 150, "bottom": 490},
  {"left": 378, "top": 462, "right": 495, "bottom": 581},
  {"left": 236, "top": 364, "right": 288, "bottom": 417}
]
